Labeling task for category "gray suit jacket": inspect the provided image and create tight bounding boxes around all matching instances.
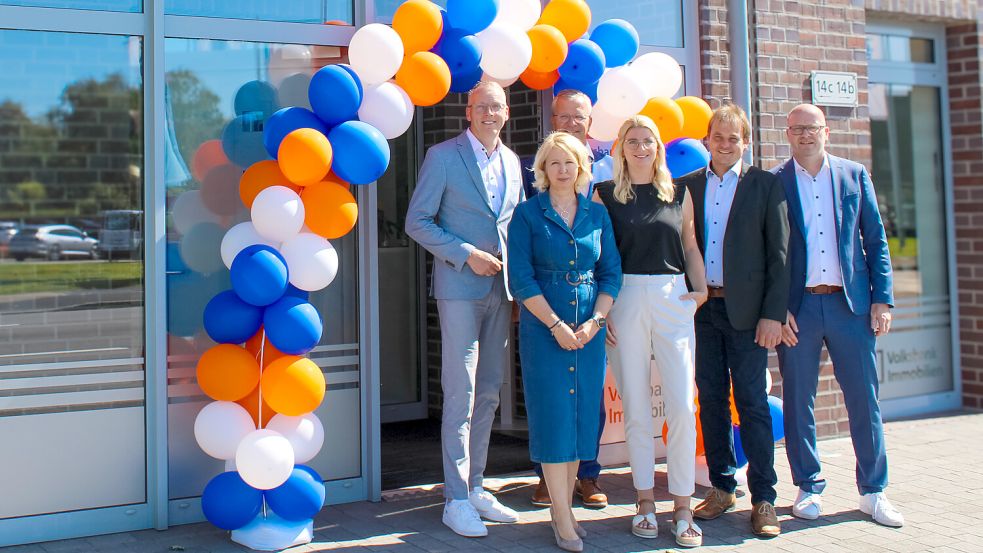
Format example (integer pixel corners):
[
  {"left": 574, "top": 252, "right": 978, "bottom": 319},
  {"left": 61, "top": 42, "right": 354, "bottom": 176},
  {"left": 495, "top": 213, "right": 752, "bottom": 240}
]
[{"left": 405, "top": 131, "right": 525, "bottom": 300}]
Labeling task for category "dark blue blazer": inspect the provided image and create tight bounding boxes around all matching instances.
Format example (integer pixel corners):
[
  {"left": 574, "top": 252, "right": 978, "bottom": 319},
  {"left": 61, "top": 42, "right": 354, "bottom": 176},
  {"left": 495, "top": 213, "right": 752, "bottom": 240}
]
[{"left": 772, "top": 155, "right": 894, "bottom": 316}]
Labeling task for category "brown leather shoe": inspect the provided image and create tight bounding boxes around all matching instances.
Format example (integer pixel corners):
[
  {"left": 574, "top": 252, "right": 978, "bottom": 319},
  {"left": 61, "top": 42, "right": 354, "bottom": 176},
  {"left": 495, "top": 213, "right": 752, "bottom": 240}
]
[
  {"left": 531, "top": 478, "right": 551, "bottom": 507},
  {"left": 751, "top": 501, "right": 781, "bottom": 538},
  {"left": 575, "top": 478, "right": 608, "bottom": 508},
  {"left": 693, "top": 488, "right": 736, "bottom": 520}
]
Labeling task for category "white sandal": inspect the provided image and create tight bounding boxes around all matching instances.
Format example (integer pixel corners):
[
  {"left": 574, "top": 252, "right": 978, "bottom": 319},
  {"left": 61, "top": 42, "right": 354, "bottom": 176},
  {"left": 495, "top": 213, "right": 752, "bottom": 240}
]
[
  {"left": 672, "top": 506, "right": 703, "bottom": 548},
  {"left": 631, "top": 499, "right": 658, "bottom": 539}
]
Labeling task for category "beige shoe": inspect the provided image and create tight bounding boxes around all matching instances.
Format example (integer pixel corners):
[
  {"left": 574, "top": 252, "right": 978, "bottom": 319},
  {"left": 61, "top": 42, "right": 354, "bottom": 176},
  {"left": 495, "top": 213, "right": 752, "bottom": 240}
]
[
  {"left": 751, "top": 501, "right": 781, "bottom": 538},
  {"left": 693, "top": 488, "right": 736, "bottom": 520},
  {"left": 671, "top": 506, "right": 703, "bottom": 548}
]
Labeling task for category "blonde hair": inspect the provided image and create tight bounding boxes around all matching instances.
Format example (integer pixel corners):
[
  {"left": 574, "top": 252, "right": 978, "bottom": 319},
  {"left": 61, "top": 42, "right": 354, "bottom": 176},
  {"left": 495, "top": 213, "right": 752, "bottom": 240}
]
[
  {"left": 611, "top": 115, "right": 674, "bottom": 204},
  {"left": 708, "top": 103, "right": 752, "bottom": 142},
  {"left": 531, "top": 132, "right": 593, "bottom": 194}
]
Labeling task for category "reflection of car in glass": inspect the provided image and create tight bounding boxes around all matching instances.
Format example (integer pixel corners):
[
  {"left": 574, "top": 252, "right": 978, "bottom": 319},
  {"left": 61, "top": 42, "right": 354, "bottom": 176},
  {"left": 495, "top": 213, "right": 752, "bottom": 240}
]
[
  {"left": 9, "top": 224, "right": 99, "bottom": 261},
  {"left": 99, "top": 210, "right": 143, "bottom": 260}
]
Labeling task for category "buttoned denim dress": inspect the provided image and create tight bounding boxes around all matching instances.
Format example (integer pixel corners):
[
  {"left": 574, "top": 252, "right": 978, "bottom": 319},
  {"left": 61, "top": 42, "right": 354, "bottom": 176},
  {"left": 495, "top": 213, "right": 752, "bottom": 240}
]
[{"left": 507, "top": 192, "right": 622, "bottom": 464}]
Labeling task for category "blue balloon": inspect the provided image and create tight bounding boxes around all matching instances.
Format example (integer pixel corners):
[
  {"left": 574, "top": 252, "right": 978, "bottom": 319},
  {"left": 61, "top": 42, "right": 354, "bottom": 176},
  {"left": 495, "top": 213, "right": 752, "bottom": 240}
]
[
  {"left": 450, "top": 64, "right": 483, "bottom": 94},
  {"left": 309, "top": 65, "right": 362, "bottom": 127},
  {"left": 434, "top": 28, "right": 482, "bottom": 74},
  {"left": 202, "top": 472, "right": 263, "bottom": 531},
  {"left": 666, "top": 138, "right": 710, "bottom": 178},
  {"left": 263, "top": 107, "right": 329, "bottom": 159},
  {"left": 446, "top": 0, "right": 499, "bottom": 34},
  {"left": 294, "top": 464, "right": 323, "bottom": 483},
  {"left": 337, "top": 64, "right": 365, "bottom": 102},
  {"left": 590, "top": 19, "right": 640, "bottom": 68},
  {"left": 265, "top": 466, "right": 326, "bottom": 521},
  {"left": 553, "top": 76, "right": 598, "bottom": 105},
  {"left": 284, "top": 283, "right": 310, "bottom": 301},
  {"left": 203, "top": 289, "right": 264, "bottom": 344},
  {"left": 559, "top": 39, "right": 606, "bottom": 86},
  {"left": 733, "top": 425, "right": 749, "bottom": 468},
  {"left": 230, "top": 245, "right": 289, "bottom": 307},
  {"left": 263, "top": 296, "right": 323, "bottom": 355},
  {"left": 328, "top": 121, "right": 391, "bottom": 185},
  {"left": 222, "top": 113, "right": 271, "bottom": 168},
  {"left": 234, "top": 80, "right": 279, "bottom": 118},
  {"left": 767, "top": 395, "right": 785, "bottom": 441}
]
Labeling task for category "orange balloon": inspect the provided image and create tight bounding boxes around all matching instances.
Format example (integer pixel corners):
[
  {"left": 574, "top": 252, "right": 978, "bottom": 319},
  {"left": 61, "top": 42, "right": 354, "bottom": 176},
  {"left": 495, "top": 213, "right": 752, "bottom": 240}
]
[
  {"left": 196, "top": 344, "right": 261, "bottom": 401},
  {"left": 192, "top": 140, "right": 230, "bottom": 183},
  {"left": 395, "top": 51, "right": 452, "bottom": 107},
  {"left": 527, "top": 24, "right": 568, "bottom": 73},
  {"left": 238, "top": 384, "right": 276, "bottom": 428},
  {"left": 245, "top": 327, "right": 288, "bottom": 367},
  {"left": 640, "top": 97, "right": 685, "bottom": 143},
  {"left": 729, "top": 387, "right": 741, "bottom": 425},
  {"left": 301, "top": 178, "right": 359, "bottom": 239},
  {"left": 661, "top": 413, "right": 705, "bottom": 457},
  {"left": 277, "top": 128, "right": 333, "bottom": 186},
  {"left": 539, "top": 0, "right": 592, "bottom": 43},
  {"left": 676, "top": 96, "right": 714, "bottom": 140},
  {"left": 520, "top": 67, "right": 561, "bottom": 91},
  {"left": 240, "top": 160, "right": 300, "bottom": 208},
  {"left": 393, "top": 0, "right": 443, "bottom": 55},
  {"left": 261, "top": 356, "right": 326, "bottom": 416}
]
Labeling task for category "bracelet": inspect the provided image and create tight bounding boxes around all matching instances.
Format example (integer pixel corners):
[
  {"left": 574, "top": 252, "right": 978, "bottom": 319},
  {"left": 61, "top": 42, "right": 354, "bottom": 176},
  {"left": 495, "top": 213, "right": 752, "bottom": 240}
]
[{"left": 548, "top": 319, "right": 563, "bottom": 333}]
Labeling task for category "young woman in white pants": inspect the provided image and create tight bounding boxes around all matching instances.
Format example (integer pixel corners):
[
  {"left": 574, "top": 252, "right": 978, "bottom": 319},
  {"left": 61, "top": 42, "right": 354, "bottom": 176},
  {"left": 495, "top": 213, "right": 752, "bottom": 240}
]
[{"left": 593, "top": 115, "right": 708, "bottom": 547}]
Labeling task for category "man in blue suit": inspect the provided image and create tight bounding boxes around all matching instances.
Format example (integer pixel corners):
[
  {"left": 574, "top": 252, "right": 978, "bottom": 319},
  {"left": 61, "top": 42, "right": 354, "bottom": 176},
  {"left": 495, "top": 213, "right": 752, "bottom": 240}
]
[
  {"left": 773, "top": 104, "right": 903, "bottom": 528},
  {"left": 405, "top": 81, "right": 525, "bottom": 537}
]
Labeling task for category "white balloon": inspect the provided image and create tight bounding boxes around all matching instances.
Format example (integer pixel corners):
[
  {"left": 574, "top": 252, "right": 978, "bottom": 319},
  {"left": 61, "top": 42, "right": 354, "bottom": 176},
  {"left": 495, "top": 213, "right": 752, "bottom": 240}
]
[
  {"left": 268, "top": 45, "right": 313, "bottom": 87},
  {"left": 251, "top": 185, "right": 305, "bottom": 244},
  {"left": 220, "top": 222, "right": 280, "bottom": 269},
  {"left": 266, "top": 413, "right": 325, "bottom": 464},
  {"left": 492, "top": 0, "right": 541, "bottom": 31},
  {"left": 481, "top": 72, "right": 519, "bottom": 89},
  {"left": 694, "top": 455, "right": 712, "bottom": 488},
  {"left": 597, "top": 65, "right": 649, "bottom": 117},
  {"left": 630, "top": 52, "right": 683, "bottom": 98},
  {"left": 765, "top": 368, "right": 773, "bottom": 394},
  {"left": 358, "top": 82, "right": 415, "bottom": 140},
  {"left": 349, "top": 24, "right": 404, "bottom": 86},
  {"left": 588, "top": 101, "right": 626, "bottom": 142},
  {"left": 279, "top": 233, "right": 339, "bottom": 292},
  {"left": 735, "top": 465, "right": 748, "bottom": 487},
  {"left": 477, "top": 24, "right": 533, "bottom": 80},
  {"left": 235, "top": 429, "right": 296, "bottom": 490},
  {"left": 172, "top": 190, "right": 221, "bottom": 236},
  {"left": 194, "top": 401, "right": 256, "bottom": 461}
]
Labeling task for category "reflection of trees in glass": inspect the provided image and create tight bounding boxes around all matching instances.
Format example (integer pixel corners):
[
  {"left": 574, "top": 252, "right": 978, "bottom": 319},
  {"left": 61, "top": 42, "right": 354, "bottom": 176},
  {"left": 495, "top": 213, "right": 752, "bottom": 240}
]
[
  {"left": 0, "top": 74, "right": 142, "bottom": 223},
  {"left": 165, "top": 69, "right": 226, "bottom": 174}
]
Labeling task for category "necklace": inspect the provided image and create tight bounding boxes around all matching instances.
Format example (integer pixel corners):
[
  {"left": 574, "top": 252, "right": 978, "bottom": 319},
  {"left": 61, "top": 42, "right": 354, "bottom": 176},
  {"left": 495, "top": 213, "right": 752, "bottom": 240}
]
[{"left": 551, "top": 197, "right": 577, "bottom": 225}]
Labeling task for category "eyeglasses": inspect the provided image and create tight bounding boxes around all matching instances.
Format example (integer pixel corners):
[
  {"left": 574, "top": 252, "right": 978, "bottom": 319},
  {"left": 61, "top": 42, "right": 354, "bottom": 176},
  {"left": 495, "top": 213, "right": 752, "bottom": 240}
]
[
  {"left": 624, "top": 138, "right": 658, "bottom": 150},
  {"left": 788, "top": 125, "right": 826, "bottom": 135},
  {"left": 469, "top": 103, "right": 506, "bottom": 114},
  {"left": 554, "top": 114, "right": 588, "bottom": 124}
]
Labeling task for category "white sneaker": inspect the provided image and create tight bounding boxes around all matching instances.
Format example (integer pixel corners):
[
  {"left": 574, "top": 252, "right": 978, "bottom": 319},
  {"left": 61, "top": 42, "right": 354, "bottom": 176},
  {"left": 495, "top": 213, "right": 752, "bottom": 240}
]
[
  {"left": 792, "top": 489, "right": 822, "bottom": 520},
  {"left": 469, "top": 487, "right": 520, "bottom": 523},
  {"left": 443, "top": 499, "right": 488, "bottom": 537},
  {"left": 859, "top": 492, "right": 904, "bottom": 527}
]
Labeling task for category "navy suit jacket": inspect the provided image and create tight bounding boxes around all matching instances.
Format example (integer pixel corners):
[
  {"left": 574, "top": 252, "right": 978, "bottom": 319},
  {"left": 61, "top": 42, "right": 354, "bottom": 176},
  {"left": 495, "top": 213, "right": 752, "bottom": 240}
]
[{"left": 772, "top": 155, "right": 894, "bottom": 316}]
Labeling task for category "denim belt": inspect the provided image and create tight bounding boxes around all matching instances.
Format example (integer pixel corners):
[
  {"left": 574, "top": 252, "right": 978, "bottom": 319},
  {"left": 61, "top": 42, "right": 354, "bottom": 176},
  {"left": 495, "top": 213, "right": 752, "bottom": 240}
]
[{"left": 535, "top": 269, "right": 595, "bottom": 286}]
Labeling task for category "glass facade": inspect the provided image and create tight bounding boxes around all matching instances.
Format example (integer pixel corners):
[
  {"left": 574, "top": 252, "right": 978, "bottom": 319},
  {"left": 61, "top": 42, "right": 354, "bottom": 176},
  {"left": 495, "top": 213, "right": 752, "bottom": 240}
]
[
  {"left": 165, "top": 0, "right": 353, "bottom": 24},
  {"left": 0, "top": 29, "right": 146, "bottom": 519},
  {"left": 0, "top": 0, "right": 140, "bottom": 11},
  {"left": 586, "top": 0, "right": 684, "bottom": 48}
]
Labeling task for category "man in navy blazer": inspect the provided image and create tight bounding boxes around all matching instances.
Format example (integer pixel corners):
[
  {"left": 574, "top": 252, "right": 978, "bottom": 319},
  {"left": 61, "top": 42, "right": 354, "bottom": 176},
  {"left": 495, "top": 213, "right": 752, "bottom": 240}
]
[
  {"left": 772, "top": 104, "right": 903, "bottom": 528},
  {"left": 405, "top": 81, "right": 525, "bottom": 537}
]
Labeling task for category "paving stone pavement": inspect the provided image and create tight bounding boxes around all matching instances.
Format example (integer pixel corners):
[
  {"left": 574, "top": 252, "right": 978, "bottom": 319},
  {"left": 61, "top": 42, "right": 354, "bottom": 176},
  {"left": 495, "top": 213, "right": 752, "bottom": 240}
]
[{"left": 5, "top": 411, "right": 983, "bottom": 553}]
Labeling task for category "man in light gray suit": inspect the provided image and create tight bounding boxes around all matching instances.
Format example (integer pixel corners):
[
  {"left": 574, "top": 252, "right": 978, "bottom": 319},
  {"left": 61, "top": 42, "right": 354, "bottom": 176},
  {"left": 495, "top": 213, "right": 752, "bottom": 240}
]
[{"left": 405, "top": 81, "right": 525, "bottom": 537}]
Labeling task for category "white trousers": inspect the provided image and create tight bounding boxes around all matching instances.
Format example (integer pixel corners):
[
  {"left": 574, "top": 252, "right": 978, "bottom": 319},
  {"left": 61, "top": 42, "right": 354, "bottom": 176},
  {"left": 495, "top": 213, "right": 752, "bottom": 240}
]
[{"left": 607, "top": 274, "right": 697, "bottom": 495}]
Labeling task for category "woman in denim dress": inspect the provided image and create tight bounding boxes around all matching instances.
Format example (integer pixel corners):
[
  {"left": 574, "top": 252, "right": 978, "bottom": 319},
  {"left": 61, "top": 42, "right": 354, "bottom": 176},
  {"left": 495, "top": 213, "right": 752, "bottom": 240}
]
[{"left": 507, "top": 132, "right": 622, "bottom": 552}]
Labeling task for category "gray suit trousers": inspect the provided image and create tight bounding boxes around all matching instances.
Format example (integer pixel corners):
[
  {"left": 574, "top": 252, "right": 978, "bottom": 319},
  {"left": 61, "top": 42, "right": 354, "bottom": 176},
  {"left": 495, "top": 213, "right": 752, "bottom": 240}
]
[{"left": 437, "top": 276, "right": 511, "bottom": 500}]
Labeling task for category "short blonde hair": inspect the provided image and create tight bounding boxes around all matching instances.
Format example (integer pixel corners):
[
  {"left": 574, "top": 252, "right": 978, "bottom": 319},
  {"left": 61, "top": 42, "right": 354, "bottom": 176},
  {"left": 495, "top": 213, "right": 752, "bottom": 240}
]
[
  {"left": 707, "top": 103, "right": 751, "bottom": 142},
  {"left": 610, "top": 115, "right": 674, "bottom": 204},
  {"left": 531, "top": 132, "right": 593, "bottom": 193}
]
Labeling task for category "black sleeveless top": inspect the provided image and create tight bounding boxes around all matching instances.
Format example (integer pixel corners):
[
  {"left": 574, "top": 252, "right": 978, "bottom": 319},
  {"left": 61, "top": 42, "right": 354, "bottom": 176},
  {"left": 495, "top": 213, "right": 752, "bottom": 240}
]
[{"left": 595, "top": 180, "right": 687, "bottom": 275}]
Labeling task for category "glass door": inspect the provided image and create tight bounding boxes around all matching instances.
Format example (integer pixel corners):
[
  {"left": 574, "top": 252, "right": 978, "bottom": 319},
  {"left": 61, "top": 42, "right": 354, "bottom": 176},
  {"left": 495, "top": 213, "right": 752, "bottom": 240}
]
[{"left": 867, "top": 22, "right": 961, "bottom": 415}]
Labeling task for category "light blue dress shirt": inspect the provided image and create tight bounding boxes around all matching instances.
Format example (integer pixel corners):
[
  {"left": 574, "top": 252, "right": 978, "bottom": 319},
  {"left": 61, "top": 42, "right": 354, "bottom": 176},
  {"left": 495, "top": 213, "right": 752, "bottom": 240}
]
[{"left": 703, "top": 160, "right": 743, "bottom": 287}]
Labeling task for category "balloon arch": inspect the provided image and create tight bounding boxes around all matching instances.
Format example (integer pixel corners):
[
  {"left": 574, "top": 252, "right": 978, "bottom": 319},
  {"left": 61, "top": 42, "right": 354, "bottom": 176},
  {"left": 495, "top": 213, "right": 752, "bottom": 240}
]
[{"left": 190, "top": 0, "right": 717, "bottom": 549}]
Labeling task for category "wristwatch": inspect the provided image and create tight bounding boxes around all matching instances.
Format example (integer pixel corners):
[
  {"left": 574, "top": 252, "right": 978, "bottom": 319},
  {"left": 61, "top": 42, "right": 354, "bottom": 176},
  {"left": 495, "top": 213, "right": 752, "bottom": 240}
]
[{"left": 590, "top": 314, "right": 607, "bottom": 328}]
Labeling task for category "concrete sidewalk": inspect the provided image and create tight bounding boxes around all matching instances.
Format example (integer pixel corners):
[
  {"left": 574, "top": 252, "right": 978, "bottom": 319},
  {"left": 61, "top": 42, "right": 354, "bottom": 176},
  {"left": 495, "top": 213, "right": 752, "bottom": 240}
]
[{"left": 6, "top": 411, "right": 983, "bottom": 553}]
